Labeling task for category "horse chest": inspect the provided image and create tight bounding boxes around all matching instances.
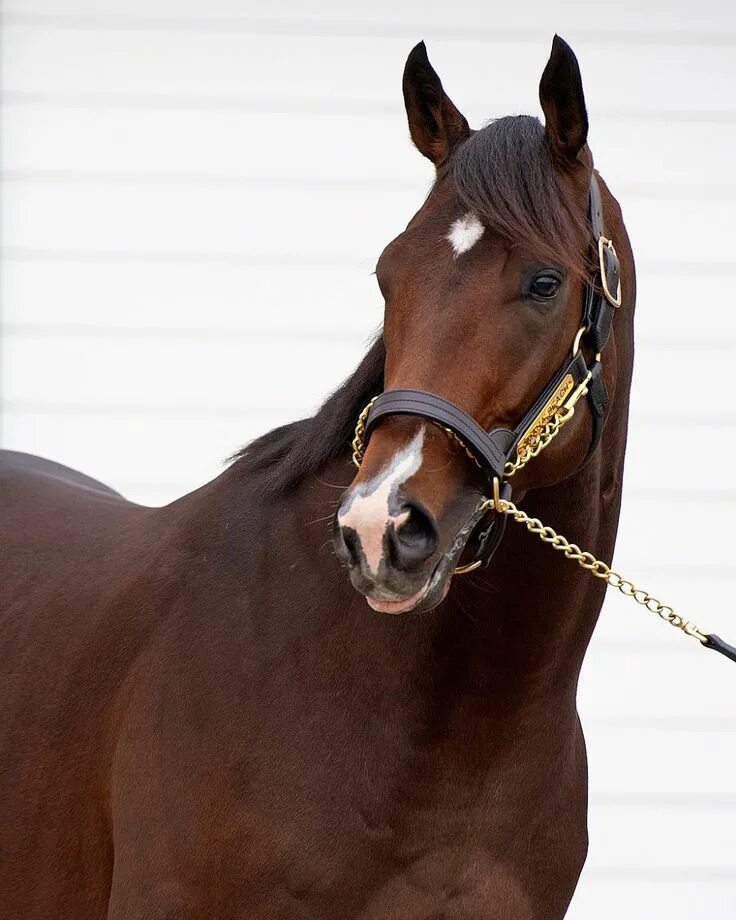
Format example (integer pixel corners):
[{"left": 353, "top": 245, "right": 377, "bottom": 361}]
[{"left": 227, "top": 734, "right": 559, "bottom": 918}]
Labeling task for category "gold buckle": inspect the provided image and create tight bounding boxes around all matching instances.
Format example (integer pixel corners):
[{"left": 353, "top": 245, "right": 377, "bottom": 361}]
[{"left": 598, "top": 236, "right": 622, "bottom": 308}]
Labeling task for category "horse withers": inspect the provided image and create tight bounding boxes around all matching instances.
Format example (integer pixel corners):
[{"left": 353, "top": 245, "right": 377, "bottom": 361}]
[{"left": 0, "top": 37, "right": 633, "bottom": 919}]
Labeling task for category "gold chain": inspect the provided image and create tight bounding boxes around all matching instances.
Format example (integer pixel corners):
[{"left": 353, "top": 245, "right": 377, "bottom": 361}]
[
  {"left": 436, "top": 425, "right": 483, "bottom": 469},
  {"left": 480, "top": 491, "right": 709, "bottom": 646},
  {"left": 504, "top": 405, "right": 575, "bottom": 477},
  {"left": 351, "top": 396, "right": 378, "bottom": 468}
]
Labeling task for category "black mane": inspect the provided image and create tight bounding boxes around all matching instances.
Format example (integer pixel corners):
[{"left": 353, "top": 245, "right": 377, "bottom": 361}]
[
  {"left": 232, "top": 115, "right": 590, "bottom": 495},
  {"left": 231, "top": 335, "right": 384, "bottom": 494}
]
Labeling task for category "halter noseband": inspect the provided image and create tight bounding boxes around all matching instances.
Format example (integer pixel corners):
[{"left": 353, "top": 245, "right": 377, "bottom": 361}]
[{"left": 352, "top": 173, "right": 621, "bottom": 572}]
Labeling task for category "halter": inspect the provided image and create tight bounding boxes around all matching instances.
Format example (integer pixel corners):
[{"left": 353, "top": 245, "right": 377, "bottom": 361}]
[
  {"left": 353, "top": 173, "right": 621, "bottom": 572},
  {"left": 349, "top": 175, "right": 736, "bottom": 664}
]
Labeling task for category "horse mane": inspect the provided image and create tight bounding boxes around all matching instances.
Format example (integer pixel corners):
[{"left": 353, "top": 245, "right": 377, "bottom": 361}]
[
  {"left": 231, "top": 116, "right": 590, "bottom": 495},
  {"left": 230, "top": 335, "right": 385, "bottom": 495},
  {"left": 451, "top": 115, "right": 590, "bottom": 273}
]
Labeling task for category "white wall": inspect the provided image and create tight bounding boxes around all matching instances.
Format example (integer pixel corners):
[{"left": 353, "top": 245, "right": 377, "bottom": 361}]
[{"left": 2, "top": 1, "right": 735, "bottom": 915}]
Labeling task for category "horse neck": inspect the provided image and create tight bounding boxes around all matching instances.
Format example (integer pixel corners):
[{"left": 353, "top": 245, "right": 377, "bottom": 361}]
[{"left": 444, "top": 380, "right": 631, "bottom": 702}]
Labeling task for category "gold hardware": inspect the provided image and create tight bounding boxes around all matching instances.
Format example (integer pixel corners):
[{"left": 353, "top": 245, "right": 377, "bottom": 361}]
[
  {"left": 503, "top": 372, "right": 593, "bottom": 477},
  {"left": 436, "top": 424, "right": 483, "bottom": 469},
  {"left": 598, "top": 236, "right": 622, "bottom": 307},
  {"left": 453, "top": 559, "right": 483, "bottom": 575},
  {"left": 512, "top": 374, "right": 575, "bottom": 470},
  {"left": 492, "top": 476, "right": 502, "bottom": 510},
  {"left": 476, "top": 494, "right": 710, "bottom": 647},
  {"left": 572, "top": 325, "right": 587, "bottom": 357},
  {"left": 504, "top": 322, "right": 597, "bottom": 476},
  {"left": 351, "top": 396, "right": 378, "bottom": 468},
  {"left": 563, "top": 370, "right": 593, "bottom": 413},
  {"left": 452, "top": 476, "right": 504, "bottom": 575}
]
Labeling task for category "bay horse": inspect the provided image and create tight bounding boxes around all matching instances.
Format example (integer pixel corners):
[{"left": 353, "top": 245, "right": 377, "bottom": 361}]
[{"left": 0, "top": 37, "right": 634, "bottom": 919}]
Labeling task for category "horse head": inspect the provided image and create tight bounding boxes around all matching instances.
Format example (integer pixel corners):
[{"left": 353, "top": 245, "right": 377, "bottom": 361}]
[{"left": 334, "top": 36, "right": 626, "bottom": 614}]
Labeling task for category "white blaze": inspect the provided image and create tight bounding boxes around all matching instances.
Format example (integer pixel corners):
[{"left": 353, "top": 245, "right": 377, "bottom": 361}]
[
  {"left": 337, "top": 429, "right": 425, "bottom": 575},
  {"left": 446, "top": 211, "right": 485, "bottom": 257}
]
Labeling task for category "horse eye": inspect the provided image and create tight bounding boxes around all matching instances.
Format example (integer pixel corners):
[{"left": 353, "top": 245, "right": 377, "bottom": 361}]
[{"left": 529, "top": 273, "right": 562, "bottom": 301}]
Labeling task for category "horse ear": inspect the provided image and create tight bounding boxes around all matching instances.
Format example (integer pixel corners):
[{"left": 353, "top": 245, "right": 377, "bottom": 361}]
[
  {"left": 402, "top": 41, "right": 470, "bottom": 165},
  {"left": 539, "top": 35, "right": 589, "bottom": 165}
]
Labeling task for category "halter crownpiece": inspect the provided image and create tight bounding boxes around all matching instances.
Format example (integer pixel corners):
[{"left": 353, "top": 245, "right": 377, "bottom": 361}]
[{"left": 350, "top": 173, "right": 736, "bottom": 665}]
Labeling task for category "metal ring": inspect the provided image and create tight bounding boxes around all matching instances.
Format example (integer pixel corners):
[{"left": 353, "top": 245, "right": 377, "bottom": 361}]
[
  {"left": 492, "top": 476, "right": 502, "bottom": 511},
  {"left": 454, "top": 559, "right": 482, "bottom": 575},
  {"left": 571, "top": 325, "right": 587, "bottom": 358},
  {"left": 598, "top": 236, "right": 622, "bottom": 308}
]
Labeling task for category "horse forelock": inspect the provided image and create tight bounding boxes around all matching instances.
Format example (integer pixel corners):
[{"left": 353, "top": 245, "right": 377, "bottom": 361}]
[{"left": 450, "top": 115, "right": 592, "bottom": 275}]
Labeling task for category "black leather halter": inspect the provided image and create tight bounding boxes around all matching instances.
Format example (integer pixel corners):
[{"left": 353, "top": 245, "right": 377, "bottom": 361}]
[{"left": 360, "top": 174, "right": 621, "bottom": 569}]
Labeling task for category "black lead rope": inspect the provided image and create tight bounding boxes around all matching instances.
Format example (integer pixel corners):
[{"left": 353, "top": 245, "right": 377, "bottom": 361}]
[{"left": 703, "top": 634, "right": 736, "bottom": 664}]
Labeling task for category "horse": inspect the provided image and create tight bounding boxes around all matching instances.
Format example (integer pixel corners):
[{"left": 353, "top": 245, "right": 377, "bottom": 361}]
[{"left": 0, "top": 36, "right": 634, "bottom": 919}]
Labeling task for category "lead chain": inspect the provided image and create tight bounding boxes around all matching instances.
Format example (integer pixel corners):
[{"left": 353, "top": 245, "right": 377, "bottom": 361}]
[
  {"left": 351, "top": 400, "right": 710, "bottom": 647},
  {"left": 480, "top": 494, "right": 709, "bottom": 646}
]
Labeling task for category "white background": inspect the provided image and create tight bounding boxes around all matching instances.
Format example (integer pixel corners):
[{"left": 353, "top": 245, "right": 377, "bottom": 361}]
[{"left": 1, "top": 1, "right": 735, "bottom": 915}]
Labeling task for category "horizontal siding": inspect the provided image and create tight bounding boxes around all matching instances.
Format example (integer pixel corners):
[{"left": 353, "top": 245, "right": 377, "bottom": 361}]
[
  {"left": 2, "top": 184, "right": 735, "bottom": 265},
  {"left": 3, "top": 0, "right": 735, "bottom": 36},
  {"left": 3, "top": 25, "right": 736, "bottom": 116},
  {"left": 2, "top": 4, "right": 735, "bottom": 917},
  {"left": 4, "top": 0, "right": 736, "bottom": 37},
  {"left": 3, "top": 335, "right": 734, "bottom": 427},
  {"left": 0, "top": 260, "right": 733, "bottom": 342},
  {"left": 4, "top": 107, "right": 736, "bottom": 188},
  {"left": 569, "top": 878, "right": 736, "bottom": 920}
]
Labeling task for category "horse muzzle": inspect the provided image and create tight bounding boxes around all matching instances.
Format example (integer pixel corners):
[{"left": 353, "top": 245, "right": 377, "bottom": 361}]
[{"left": 333, "top": 493, "right": 489, "bottom": 615}]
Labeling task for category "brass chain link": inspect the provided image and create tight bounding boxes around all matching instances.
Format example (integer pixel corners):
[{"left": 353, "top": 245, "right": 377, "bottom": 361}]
[
  {"left": 503, "top": 405, "right": 575, "bottom": 477},
  {"left": 351, "top": 397, "right": 378, "bottom": 468},
  {"left": 479, "top": 492, "right": 709, "bottom": 646}
]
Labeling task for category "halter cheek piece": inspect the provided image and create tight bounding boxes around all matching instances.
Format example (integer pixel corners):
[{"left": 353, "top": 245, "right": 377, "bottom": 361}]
[{"left": 355, "top": 174, "right": 621, "bottom": 571}]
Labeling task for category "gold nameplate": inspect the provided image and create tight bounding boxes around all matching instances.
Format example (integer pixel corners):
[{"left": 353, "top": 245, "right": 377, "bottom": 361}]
[{"left": 515, "top": 374, "right": 574, "bottom": 456}]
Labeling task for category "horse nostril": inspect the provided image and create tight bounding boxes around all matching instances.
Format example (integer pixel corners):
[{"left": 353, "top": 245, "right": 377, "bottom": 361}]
[
  {"left": 335, "top": 522, "right": 361, "bottom": 568},
  {"left": 389, "top": 501, "right": 438, "bottom": 571}
]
